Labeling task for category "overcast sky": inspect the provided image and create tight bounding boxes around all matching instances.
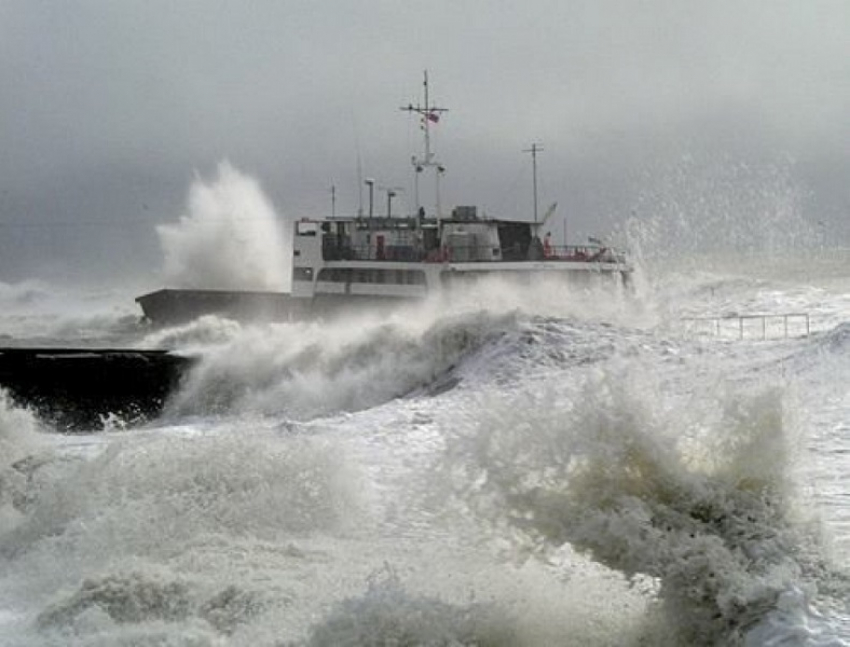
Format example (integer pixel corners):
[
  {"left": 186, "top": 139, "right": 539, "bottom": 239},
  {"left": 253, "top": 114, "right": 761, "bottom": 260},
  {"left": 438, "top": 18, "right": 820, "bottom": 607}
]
[{"left": 2, "top": 0, "right": 849, "bottom": 283}]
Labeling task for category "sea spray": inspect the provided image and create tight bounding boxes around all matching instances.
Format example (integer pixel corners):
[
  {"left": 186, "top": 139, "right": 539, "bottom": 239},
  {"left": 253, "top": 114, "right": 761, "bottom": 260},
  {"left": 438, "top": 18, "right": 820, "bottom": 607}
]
[
  {"left": 0, "top": 391, "right": 48, "bottom": 536},
  {"left": 0, "top": 390, "right": 43, "bottom": 464},
  {"left": 0, "top": 280, "right": 140, "bottom": 346},
  {"left": 621, "top": 154, "right": 818, "bottom": 271},
  {"left": 0, "top": 279, "right": 51, "bottom": 309},
  {"left": 156, "top": 279, "right": 643, "bottom": 424},
  {"left": 0, "top": 428, "right": 366, "bottom": 641},
  {"left": 470, "top": 275, "right": 639, "bottom": 331},
  {"left": 441, "top": 370, "right": 826, "bottom": 644},
  {"left": 611, "top": 154, "right": 825, "bottom": 330},
  {"left": 2, "top": 429, "right": 362, "bottom": 566},
  {"left": 136, "top": 313, "right": 244, "bottom": 352},
  {"left": 35, "top": 568, "right": 268, "bottom": 641},
  {"left": 156, "top": 161, "right": 290, "bottom": 291},
  {"left": 304, "top": 567, "right": 518, "bottom": 647},
  {"left": 165, "top": 309, "right": 518, "bottom": 421}
]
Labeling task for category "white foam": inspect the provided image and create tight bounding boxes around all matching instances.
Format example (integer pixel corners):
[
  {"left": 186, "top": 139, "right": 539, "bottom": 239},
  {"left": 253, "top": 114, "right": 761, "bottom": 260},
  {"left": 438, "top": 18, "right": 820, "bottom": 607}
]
[
  {"left": 437, "top": 361, "right": 841, "bottom": 643},
  {"left": 156, "top": 161, "right": 290, "bottom": 291}
]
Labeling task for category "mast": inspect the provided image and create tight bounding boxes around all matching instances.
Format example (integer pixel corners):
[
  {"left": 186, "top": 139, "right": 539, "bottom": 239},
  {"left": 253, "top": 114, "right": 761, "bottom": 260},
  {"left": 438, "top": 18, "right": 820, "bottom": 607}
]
[
  {"left": 401, "top": 71, "right": 448, "bottom": 218},
  {"left": 523, "top": 142, "right": 544, "bottom": 228},
  {"left": 522, "top": 142, "right": 546, "bottom": 259}
]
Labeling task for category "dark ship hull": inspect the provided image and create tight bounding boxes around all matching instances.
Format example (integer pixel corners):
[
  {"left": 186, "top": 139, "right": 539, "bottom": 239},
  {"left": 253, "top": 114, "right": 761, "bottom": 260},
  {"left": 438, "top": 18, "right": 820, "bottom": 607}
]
[
  {"left": 135, "top": 288, "right": 418, "bottom": 325},
  {"left": 135, "top": 289, "right": 310, "bottom": 325}
]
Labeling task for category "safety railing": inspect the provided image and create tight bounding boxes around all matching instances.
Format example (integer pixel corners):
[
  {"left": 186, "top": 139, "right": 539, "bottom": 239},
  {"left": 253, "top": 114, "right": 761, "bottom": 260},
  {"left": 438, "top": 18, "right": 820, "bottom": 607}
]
[
  {"left": 680, "top": 313, "right": 811, "bottom": 340},
  {"left": 322, "top": 243, "right": 627, "bottom": 264}
]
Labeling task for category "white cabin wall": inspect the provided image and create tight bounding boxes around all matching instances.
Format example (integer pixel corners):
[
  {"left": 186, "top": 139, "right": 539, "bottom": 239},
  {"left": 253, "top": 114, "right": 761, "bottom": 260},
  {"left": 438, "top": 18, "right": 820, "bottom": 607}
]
[{"left": 291, "top": 223, "right": 323, "bottom": 297}]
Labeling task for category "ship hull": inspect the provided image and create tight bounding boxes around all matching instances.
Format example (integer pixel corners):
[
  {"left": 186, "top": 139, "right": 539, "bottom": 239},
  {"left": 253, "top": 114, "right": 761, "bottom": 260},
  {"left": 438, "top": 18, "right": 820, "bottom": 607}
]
[
  {"left": 135, "top": 288, "right": 419, "bottom": 325},
  {"left": 135, "top": 289, "right": 308, "bottom": 325}
]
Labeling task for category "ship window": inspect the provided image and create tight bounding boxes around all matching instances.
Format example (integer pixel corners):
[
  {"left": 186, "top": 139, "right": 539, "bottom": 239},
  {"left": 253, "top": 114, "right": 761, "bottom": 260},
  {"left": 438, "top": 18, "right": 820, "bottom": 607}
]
[
  {"left": 297, "top": 221, "right": 319, "bottom": 236},
  {"left": 293, "top": 267, "right": 313, "bottom": 281},
  {"left": 317, "top": 268, "right": 352, "bottom": 283},
  {"left": 315, "top": 268, "right": 426, "bottom": 285},
  {"left": 384, "top": 270, "right": 424, "bottom": 285}
]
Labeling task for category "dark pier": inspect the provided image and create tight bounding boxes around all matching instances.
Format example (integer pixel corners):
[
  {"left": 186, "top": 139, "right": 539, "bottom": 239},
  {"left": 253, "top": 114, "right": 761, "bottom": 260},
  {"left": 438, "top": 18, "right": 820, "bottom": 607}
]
[{"left": 0, "top": 348, "right": 195, "bottom": 431}]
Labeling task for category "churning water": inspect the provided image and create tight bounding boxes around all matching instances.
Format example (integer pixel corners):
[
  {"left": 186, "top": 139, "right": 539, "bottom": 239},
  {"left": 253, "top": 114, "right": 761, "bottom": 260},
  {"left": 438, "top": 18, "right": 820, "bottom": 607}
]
[
  {"left": 0, "top": 165, "right": 849, "bottom": 645},
  {"left": 1, "top": 261, "right": 849, "bottom": 646}
]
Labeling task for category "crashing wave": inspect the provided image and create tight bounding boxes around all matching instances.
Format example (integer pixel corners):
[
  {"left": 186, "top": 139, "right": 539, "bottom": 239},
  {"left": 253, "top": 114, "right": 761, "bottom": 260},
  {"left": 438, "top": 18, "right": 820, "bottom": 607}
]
[{"left": 441, "top": 372, "right": 842, "bottom": 645}]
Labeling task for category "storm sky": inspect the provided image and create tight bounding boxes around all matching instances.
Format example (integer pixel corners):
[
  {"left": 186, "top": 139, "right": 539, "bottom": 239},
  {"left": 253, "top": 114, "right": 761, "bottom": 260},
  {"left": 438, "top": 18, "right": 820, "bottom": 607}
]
[{"left": 2, "top": 1, "right": 849, "bottom": 283}]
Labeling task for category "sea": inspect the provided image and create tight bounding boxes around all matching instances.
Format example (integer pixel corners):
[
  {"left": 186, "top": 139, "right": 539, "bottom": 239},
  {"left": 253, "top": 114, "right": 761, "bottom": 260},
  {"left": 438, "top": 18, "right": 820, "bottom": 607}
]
[{"left": 0, "top": 166, "right": 849, "bottom": 646}]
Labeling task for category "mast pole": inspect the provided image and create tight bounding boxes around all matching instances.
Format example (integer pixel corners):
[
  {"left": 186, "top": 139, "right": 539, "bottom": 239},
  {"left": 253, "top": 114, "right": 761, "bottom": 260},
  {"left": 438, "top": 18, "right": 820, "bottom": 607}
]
[
  {"left": 423, "top": 71, "right": 432, "bottom": 166},
  {"left": 401, "top": 71, "right": 448, "bottom": 219},
  {"left": 523, "top": 142, "right": 544, "bottom": 227}
]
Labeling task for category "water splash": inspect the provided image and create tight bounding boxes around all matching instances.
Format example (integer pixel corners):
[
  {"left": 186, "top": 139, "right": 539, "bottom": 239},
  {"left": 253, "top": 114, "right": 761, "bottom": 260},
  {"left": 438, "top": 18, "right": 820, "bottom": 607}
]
[
  {"left": 37, "top": 570, "right": 193, "bottom": 628},
  {"left": 35, "top": 569, "right": 266, "bottom": 640},
  {"left": 0, "top": 391, "right": 47, "bottom": 537},
  {"left": 304, "top": 567, "right": 518, "bottom": 647},
  {"left": 1, "top": 429, "right": 362, "bottom": 575},
  {"left": 154, "top": 272, "right": 643, "bottom": 423},
  {"left": 156, "top": 161, "right": 290, "bottom": 291},
  {"left": 0, "top": 391, "right": 44, "bottom": 464},
  {"left": 165, "top": 309, "right": 518, "bottom": 421},
  {"left": 135, "top": 314, "right": 244, "bottom": 352},
  {"left": 0, "top": 280, "right": 141, "bottom": 346},
  {"left": 620, "top": 154, "right": 819, "bottom": 275},
  {"left": 442, "top": 370, "right": 834, "bottom": 644}
]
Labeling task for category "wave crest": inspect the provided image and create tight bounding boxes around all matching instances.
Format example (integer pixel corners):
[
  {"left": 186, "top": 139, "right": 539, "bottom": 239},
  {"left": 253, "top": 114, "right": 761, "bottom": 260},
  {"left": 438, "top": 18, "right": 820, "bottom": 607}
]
[
  {"left": 166, "top": 310, "right": 518, "bottom": 421},
  {"left": 443, "top": 373, "right": 826, "bottom": 644}
]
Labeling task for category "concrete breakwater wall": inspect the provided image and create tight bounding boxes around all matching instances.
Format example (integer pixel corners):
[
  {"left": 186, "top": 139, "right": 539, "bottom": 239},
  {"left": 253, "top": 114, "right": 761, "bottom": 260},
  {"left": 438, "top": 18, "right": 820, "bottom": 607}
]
[{"left": 0, "top": 348, "right": 195, "bottom": 431}]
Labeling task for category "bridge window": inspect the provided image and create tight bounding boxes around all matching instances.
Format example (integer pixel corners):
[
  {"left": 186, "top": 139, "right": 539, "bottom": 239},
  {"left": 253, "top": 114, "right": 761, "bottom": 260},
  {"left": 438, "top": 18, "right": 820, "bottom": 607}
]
[
  {"left": 316, "top": 268, "right": 426, "bottom": 285},
  {"left": 296, "top": 221, "right": 319, "bottom": 236}
]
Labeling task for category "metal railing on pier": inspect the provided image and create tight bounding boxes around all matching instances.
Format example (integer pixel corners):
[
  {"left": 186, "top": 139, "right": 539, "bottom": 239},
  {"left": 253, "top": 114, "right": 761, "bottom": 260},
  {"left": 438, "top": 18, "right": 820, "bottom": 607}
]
[{"left": 680, "top": 313, "right": 811, "bottom": 340}]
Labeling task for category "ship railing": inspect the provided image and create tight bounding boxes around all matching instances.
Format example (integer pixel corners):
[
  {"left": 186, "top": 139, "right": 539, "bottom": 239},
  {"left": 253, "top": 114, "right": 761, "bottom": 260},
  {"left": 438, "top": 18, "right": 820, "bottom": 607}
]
[
  {"left": 323, "top": 243, "right": 627, "bottom": 264},
  {"left": 323, "top": 245, "right": 427, "bottom": 262},
  {"left": 543, "top": 245, "right": 625, "bottom": 263},
  {"left": 680, "top": 313, "right": 811, "bottom": 339}
]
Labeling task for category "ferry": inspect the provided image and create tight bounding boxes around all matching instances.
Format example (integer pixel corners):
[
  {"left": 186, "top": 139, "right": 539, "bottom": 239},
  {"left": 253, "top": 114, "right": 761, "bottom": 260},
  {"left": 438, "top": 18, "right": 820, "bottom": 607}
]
[{"left": 136, "top": 75, "right": 632, "bottom": 325}]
